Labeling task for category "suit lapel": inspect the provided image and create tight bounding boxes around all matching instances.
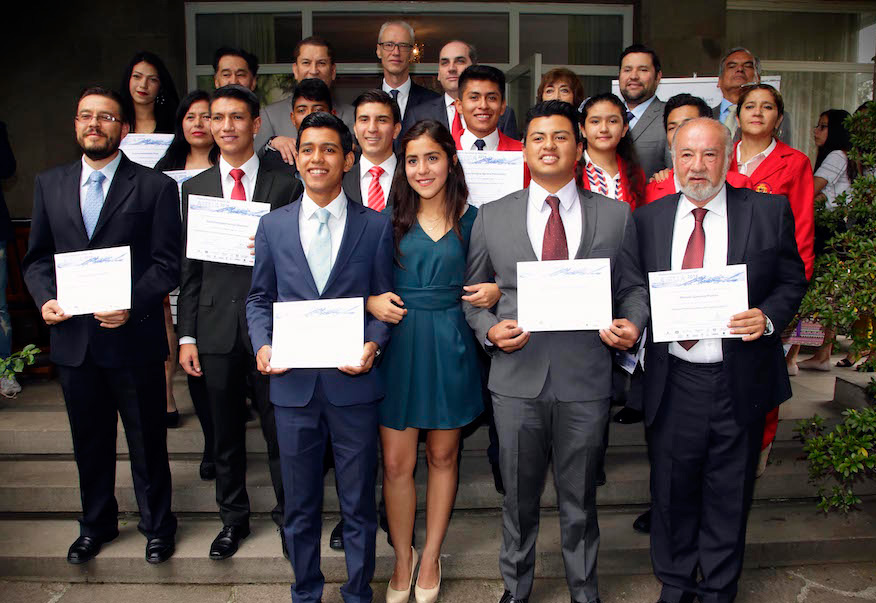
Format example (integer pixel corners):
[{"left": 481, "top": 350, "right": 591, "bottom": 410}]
[
  {"left": 631, "top": 100, "right": 660, "bottom": 141},
  {"left": 343, "top": 166, "right": 363, "bottom": 204},
  {"left": 286, "top": 201, "right": 320, "bottom": 296},
  {"left": 511, "top": 191, "right": 538, "bottom": 262},
  {"left": 655, "top": 195, "right": 679, "bottom": 271},
  {"left": 252, "top": 165, "right": 276, "bottom": 206},
  {"left": 726, "top": 186, "right": 752, "bottom": 265},
  {"left": 90, "top": 156, "right": 134, "bottom": 244},
  {"left": 322, "top": 201, "right": 367, "bottom": 294},
  {"left": 748, "top": 147, "right": 786, "bottom": 184},
  {"left": 63, "top": 162, "right": 90, "bottom": 245},
  {"left": 575, "top": 189, "right": 597, "bottom": 259}
]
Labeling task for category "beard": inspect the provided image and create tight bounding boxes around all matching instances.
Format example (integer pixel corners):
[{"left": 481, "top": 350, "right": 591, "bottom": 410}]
[
  {"left": 679, "top": 169, "right": 727, "bottom": 202},
  {"left": 78, "top": 131, "right": 119, "bottom": 161}
]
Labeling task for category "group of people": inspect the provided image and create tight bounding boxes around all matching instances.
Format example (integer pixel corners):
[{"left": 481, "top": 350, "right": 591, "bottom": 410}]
[{"left": 18, "top": 16, "right": 862, "bottom": 603}]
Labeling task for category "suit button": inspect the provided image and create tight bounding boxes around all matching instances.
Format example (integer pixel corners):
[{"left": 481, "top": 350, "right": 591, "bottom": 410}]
[{"left": 230, "top": 298, "right": 236, "bottom": 303}]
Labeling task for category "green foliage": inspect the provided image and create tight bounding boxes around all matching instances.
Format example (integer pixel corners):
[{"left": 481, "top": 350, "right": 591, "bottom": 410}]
[
  {"left": 795, "top": 408, "right": 876, "bottom": 514},
  {"left": 0, "top": 344, "right": 40, "bottom": 381}
]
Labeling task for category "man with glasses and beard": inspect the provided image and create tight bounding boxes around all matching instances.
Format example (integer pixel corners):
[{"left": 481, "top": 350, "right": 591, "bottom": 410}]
[{"left": 23, "top": 86, "right": 181, "bottom": 565}]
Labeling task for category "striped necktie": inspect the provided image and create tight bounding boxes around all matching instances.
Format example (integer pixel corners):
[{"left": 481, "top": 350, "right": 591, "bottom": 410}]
[
  {"left": 367, "top": 166, "right": 386, "bottom": 212},
  {"left": 82, "top": 171, "right": 106, "bottom": 239}
]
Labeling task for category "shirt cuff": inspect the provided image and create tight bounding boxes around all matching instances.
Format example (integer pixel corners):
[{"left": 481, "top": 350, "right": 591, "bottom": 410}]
[
  {"left": 764, "top": 316, "right": 775, "bottom": 336},
  {"left": 179, "top": 336, "right": 196, "bottom": 345}
]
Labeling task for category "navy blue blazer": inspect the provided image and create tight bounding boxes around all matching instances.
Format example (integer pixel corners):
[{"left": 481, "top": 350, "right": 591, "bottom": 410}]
[{"left": 246, "top": 196, "right": 394, "bottom": 407}]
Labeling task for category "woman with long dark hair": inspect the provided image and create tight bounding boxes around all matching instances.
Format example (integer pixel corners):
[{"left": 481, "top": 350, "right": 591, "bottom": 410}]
[
  {"left": 577, "top": 93, "right": 646, "bottom": 209},
  {"left": 120, "top": 51, "right": 179, "bottom": 134},
  {"left": 155, "top": 90, "right": 218, "bottom": 171},
  {"left": 366, "top": 120, "right": 497, "bottom": 603}
]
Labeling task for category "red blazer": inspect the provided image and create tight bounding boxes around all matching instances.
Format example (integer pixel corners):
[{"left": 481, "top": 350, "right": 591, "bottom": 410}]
[
  {"left": 643, "top": 170, "right": 753, "bottom": 204},
  {"left": 578, "top": 155, "right": 645, "bottom": 210},
  {"left": 729, "top": 140, "right": 814, "bottom": 279},
  {"left": 454, "top": 129, "right": 531, "bottom": 187}
]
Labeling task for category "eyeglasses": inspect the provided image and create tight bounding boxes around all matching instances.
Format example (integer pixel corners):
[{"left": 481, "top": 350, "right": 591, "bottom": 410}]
[
  {"left": 378, "top": 41, "right": 414, "bottom": 53},
  {"left": 75, "top": 112, "right": 121, "bottom": 124}
]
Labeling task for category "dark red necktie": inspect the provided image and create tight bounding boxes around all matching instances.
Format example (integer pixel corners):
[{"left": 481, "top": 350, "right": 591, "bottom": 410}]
[
  {"left": 542, "top": 195, "right": 568, "bottom": 261},
  {"left": 679, "top": 207, "right": 708, "bottom": 350},
  {"left": 229, "top": 168, "right": 246, "bottom": 201}
]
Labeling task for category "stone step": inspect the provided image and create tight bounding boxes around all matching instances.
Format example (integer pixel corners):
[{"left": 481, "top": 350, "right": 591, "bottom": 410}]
[
  {"left": 0, "top": 501, "right": 873, "bottom": 583},
  {"left": 0, "top": 444, "right": 866, "bottom": 514}
]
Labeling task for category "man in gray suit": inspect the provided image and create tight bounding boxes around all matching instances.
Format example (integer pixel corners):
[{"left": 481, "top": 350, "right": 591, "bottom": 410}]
[
  {"left": 618, "top": 44, "right": 668, "bottom": 180},
  {"left": 464, "top": 100, "right": 649, "bottom": 603}
]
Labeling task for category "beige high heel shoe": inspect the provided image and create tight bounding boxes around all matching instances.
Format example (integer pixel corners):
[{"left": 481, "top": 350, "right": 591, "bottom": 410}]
[
  {"left": 386, "top": 546, "right": 418, "bottom": 603},
  {"left": 414, "top": 558, "right": 441, "bottom": 603}
]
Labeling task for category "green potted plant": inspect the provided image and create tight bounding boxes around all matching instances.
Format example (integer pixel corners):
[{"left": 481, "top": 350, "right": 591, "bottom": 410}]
[{"left": 0, "top": 343, "right": 40, "bottom": 399}]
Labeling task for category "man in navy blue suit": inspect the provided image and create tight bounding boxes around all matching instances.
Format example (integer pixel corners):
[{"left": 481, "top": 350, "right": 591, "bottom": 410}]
[{"left": 246, "top": 112, "right": 394, "bottom": 603}]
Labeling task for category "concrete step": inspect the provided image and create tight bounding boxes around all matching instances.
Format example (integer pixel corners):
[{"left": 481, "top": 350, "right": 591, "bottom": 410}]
[
  {"left": 0, "top": 444, "right": 868, "bottom": 514},
  {"left": 0, "top": 501, "right": 873, "bottom": 583}
]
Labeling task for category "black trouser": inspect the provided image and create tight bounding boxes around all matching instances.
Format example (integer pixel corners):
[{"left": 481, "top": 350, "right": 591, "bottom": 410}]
[
  {"left": 187, "top": 374, "right": 213, "bottom": 463},
  {"left": 58, "top": 358, "right": 177, "bottom": 541},
  {"left": 648, "top": 357, "right": 763, "bottom": 603},
  {"left": 200, "top": 341, "right": 284, "bottom": 528}
]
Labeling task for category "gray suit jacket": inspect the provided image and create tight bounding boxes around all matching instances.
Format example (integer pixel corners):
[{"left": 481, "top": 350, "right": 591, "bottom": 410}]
[
  {"left": 464, "top": 188, "right": 649, "bottom": 401},
  {"left": 711, "top": 103, "right": 793, "bottom": 148},
  {"left": 254, "top": 97, "right": 355, "bottom": 153},
  {"left": 629, "top": 98, "right": 668, "bottom": 179}
]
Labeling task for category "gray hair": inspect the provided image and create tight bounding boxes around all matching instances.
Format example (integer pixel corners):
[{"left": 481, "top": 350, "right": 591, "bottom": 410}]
[
  {"left": 718, "top": 46, "right": 762, "bottom": 79},
  {"left": 378, "top": 20, "right": 415, "bottom": 44},
  {"left": 672, "top": 118, "right": 733, "bottom": 202}
]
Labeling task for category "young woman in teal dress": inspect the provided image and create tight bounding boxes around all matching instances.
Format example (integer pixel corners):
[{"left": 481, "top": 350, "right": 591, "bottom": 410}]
[{"left": 366, "top": 120, "right": 498, "bottom": 603}]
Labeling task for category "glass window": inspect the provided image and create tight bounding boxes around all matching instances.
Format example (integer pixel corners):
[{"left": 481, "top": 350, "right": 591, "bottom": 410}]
[
  {"left": 313, "top": 13, "right": 510, "bottom": 64},
  {"left": 520, "top": 14, "right": 624, "bottom": 65},
  {"left": 195, "top": 13, "right": 302, "bottom": 65},
  {"left": 196, "top": 74, "right": 297, "bottom": 107}
]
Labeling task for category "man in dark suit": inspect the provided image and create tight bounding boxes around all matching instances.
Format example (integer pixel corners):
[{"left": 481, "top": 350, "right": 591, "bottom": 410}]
[
  {"left": 402, "top": 40, "right": 519, "bottom": 139},
  {"left": 178, "top": 85, "right": 300, "bottom": 561},
  {"left": 246, "top": 112, "right": 394, "bottom": 603},
  {"left": 618, "top": 44, "right": 668, "bottom": 180},
  {"left": 23, "top": 87, "right": 180, "bottom": 564},
  {"left": 632, "top": 118, "right": 807, "bottom": 603},
  {"left": 377, "top": 20, "right": 440, "bottom": 124},
  {"left": 344, "top": 90, "right": 400, "bottom": 209}
]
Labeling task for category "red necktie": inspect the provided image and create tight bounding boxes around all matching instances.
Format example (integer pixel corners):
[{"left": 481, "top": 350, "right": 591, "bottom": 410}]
[
  {"left": 541, "top": 195, "right": 568, "bottom": 261},
  {"left": 367, "top": 166, "right": 386, "bottom": 212},
  {"left": 679, "top": 207, "right": 708, "bottom": 350},
  {"left": 229, "top": 168, "right": 246, "bottom": 201},
  {"left": 451, "top": 108, "right": 464, "bottom": 139}
]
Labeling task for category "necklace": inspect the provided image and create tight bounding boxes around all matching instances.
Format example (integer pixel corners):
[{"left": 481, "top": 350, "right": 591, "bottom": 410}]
[{"left": 419, "top": 214, "right": 443, "bottom": 232}]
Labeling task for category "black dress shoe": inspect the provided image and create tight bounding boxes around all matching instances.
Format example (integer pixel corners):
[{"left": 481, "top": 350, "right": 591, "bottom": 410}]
[
  {"left": 499, "top": 590, "right": 528, "bottom": 603},
  {"left": 67, "top": 533, "right": 117, "bottom": 564},
  {"left": 329, "top": 519, "right": 344, "bottom": 551},
  {"left": 209, "top": 525, "right": 250, "bottom": 560},
  {"left": 146, "top": 537, "right": 175, "bottom": 564},
  {"left": 633, "top": 508, "right": 651, "bottom": 534},
  {"left": 199, "top": 460, "right": 216, "bottom": 481},
  {"left": 491, "top": 461, "right": 505, "bottom": 495},
  {"left": 612, "top": 407, "right": 644, "bottom": 424},
  {"left": 280, "top": 528, "right": 289, "bottom": 560},
  {"left": 165, "top": 410, "right": 180, "bottom": 428}
]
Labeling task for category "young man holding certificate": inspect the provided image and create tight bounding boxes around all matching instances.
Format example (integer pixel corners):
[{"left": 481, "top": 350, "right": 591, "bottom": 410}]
[
  {"left": 463, "top": 100, "right": 649, "bottom": 603},
  {"left": 246, "top": 112, "right": 394, "bottom": 603},
  {"left": 23, "top": 86, "right": 180, "bottom": 565},
  {"left": 631, "top": 118, "right": 807, "bottom": 603},
  {"left": 177, "top": 85, "right": 300, "bottom": 561}
]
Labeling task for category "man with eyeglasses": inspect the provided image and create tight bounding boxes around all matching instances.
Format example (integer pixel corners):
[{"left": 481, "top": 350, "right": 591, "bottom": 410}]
[
  {"left": 377, "top": 20, "right": 440, "bottom": 123},
  {"left": 23, "top": 86, "right": 181, "bottom": 565}
]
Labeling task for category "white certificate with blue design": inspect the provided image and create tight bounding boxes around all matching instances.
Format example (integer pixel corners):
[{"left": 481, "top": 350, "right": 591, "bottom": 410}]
[
  {"left": 120, "top": 133, "right": 174, "bottom": 168},
  {"left": 270, "top": 298, "right": 364, "bottom": 369},
  {"left": 55, "top": 246, "right": 131, "bottom": 316},
  {"left": 649, "top": 265, "right": 749, "bottom": 342},
  {"left": 517, "top": 258, "right": 613, "bottom": 332},
  {"left": 457, "top": 150, "right": 524, "bottom": 207},
  {"left": 186, "top": 195, "right": 271, "bottom": 266}
]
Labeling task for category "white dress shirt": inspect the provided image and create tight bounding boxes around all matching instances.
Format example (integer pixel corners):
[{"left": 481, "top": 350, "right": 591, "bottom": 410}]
[
  {"left": 582, "top": 150, "right": 621, "bottom": 200},
  {"left": 359, "top": 154, "right": 397, "bottom": 204},
  {"left": 460, "top": 128, "right": 500, "bottom": 152},
  {"left": 219, "top": 153, "right": 260, "bottom": 200},
  {"left": 526, "top": 178, "right": 582, "bottom": 260},
  {"left": 80, "top": 152, "right": 122, "bottom": 210},
  {"left": 735, "top": 138, "right": 776, "bottom": 177},
  {"left": 668, "top": 186, "right": 729, "bottom": 363},
  {"left": 444, "top": 93, "right": 460, "bottom": 128},
  {"left": 299, "top": 189, "right": 348, "bottom": 269},
  {"left": 383, "top": 77, "right": 412, "bottom": 120},
  {"left": 625, "top": 94, "right": 656, "bottom": 129}
]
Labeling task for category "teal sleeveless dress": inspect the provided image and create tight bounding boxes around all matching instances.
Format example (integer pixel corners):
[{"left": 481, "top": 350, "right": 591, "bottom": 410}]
[{"left": 379, "top": 205, "right": 483, "bottom": 430}]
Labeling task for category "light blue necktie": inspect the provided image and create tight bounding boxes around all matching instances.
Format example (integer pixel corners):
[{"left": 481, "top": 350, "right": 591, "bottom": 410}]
[
  {"left": 82, "top": 171, "right": 106, "bottom": 239},
  {"left": 307, "top": 208, "right": 332, "bottom": 293}
]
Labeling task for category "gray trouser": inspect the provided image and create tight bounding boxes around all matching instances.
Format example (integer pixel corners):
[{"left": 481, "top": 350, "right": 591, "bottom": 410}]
[{"left": 492, "top": 380, "right": 609, "bottom": 603}]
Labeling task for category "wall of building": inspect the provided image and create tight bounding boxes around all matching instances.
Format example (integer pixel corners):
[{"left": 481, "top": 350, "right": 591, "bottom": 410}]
[{"left": 640, "top": 0, "right": 727, "bottom": 78}]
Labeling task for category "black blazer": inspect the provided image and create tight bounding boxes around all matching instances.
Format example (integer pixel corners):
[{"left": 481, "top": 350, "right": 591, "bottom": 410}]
[
  {"left": 23, "top": 153, "right": 181, "bottom": 368},
  {"left": 401, "top": 95, "right": 520, "bottom": 140},
  {"left": 631, "top": 185, "right": 808, "bottom": 427},
  {"left": 177, "top": 162, "right": 300, "bottom": 355},
  {"left": 342, "top": 159, "right": 397, "bottom": 206}
]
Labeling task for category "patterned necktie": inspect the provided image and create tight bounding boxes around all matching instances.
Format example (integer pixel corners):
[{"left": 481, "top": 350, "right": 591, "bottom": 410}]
[
  {"left": 367, "top": 166, "right": 386, "bottom": 212},
  {"left": 679, "top": 207, "right": 708, "bottom": 350},
  {"left": 584, "top": 162, "right": 609, "bottom": 196},
  {"left": 723, "top": 104, "right": 738, "bottom": 136},
  {"left": 307, "top": 208, "right": 332, "bottom": 294},
  {"left": 82, "top": 170, "right": 106, "bottom": 239},
  {"left": 474, "top": 139, "right": 486, "bottom": 151},
  {"left": 451, "top": 108, "right": 464, "bottom": 138},
  {"left": 229, "top": 168, "right": 246, "bottom": 201},
  {"left": 541, "top": 195, "right": 568, "bottom": 261}
]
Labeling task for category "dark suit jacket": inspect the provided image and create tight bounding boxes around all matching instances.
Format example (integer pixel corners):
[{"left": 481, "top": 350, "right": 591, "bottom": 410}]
[
  {"left": 246, "top": 198, "right": 394, "bottom": 406},
  {"left": 23, "top": 153, "right": 181, "bottom": 368},
  {"left": 402, "top": 95, "right": 520, "bottom": 140},
  {"left": 631, "top": 185, "right": 808, "bottom": 426},
  {"left": 342, "top": 159, "right": 396, "bottom": 206},
  {"left": 178, "top": 162, "right": 300, "bottom": 356}
]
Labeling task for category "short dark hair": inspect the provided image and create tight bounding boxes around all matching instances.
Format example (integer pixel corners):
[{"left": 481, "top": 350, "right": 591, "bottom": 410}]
[
  {"left": 76, "top": 86, "right": 128, "bottom": 124},
  {"left": 442, "top": 40, "right": 477, "bottom": 64},
  {"left": 297, "top": 112, "right": 354, "bottom": 155},
  {"left": 293, "top": 36, "right": 335, "bottom": 63},
  {"left": 523, "top": 100, "right": 582, "bottom": 145},
  {"left": 458, "top": 65, "right": 505, "bottom": 100},
  {"left": 353, "top": 90, "right": 401, "bottom": 125},
  {"left": 619, "top": 44, "right": 662, "bottom": 74},
  {"left": 212, "top": 47, "right": 259, "bottom": 76},
  {"left": 210, "top": 85, "right": 260, "bottom": 118},
  {"left": 292, "top": 78, "right": 333, "bottom": 112},
  {"left": 663, "top": 93, "right": 712, "bottom": 131}
]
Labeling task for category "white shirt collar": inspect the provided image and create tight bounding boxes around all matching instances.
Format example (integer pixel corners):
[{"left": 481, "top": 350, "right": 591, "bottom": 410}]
[
  {"left": 383, "top": 77, "right": 412, "bottom": 96},
  {"left": 80, "top": 152, "right": 122, "bottom": 188},
  {"left": 302, "top": 189, "right": 348, "bottom": 221},
  {"left": 583, "top": 150, "right": 620, "bottom": 180},
  {"left": 359, "top": 154, "right": 397, "bottom": 178},
  {"left": 736, "top": 138, "right": 777, "bottom": 167},
  {"left": 528, "top": 178, "right": 579, "bottom": 212},
  {"left": 627, "top": 94, "right": 656, "bottom": 120},
  {"left": 460, "top": 127, "right": 500, "bottom": 151},
  {"left": 218, "top": 152, "right": 260, "bottom": 183},
  {"left": 444, "top": 93, "right": 456, "bottom": 109},
  {"left": 678, "top": 183, "right": 727, "bottom": 218}
]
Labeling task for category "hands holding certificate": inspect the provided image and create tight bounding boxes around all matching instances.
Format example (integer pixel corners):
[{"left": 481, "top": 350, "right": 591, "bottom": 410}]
[
  {"left": 599, "top": 319, "right": 641, "bottom": 351},
  {"left": 41, "top": 300, "right": 130, "bottom": 328},
  {"left": 729, "top": 308, "right": 768, "bottom": 341},
  {"left": 255, "top": 342, "right": 379, "bottom": 375}
]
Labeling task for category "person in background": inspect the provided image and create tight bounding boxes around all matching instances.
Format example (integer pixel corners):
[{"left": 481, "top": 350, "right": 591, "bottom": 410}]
[
  {"left": 0, "top": 122, "right": 17, "bottom": 397},
  {"left": 119, "top": 51, "right": 179, "bottom": 135},
  {"left": 344, "top": 90, "right": 401, "bottom": 209},
  {"left": 617, "top": 44, "right": 668, "bottom": 179},
  {"left": 538, "top": 68, "right": 586, "bottom": 110},
  {"left": 213, "top": 47, "right": 259, "bottom": 91},
  {"left": 377, "top": 20, "right": 441, "bottom": 123}
]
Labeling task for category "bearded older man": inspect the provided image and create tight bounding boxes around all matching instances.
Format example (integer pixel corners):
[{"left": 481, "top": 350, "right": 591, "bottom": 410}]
[{"left": 631, "top": 118, "right": 807, "bottom": 603}]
